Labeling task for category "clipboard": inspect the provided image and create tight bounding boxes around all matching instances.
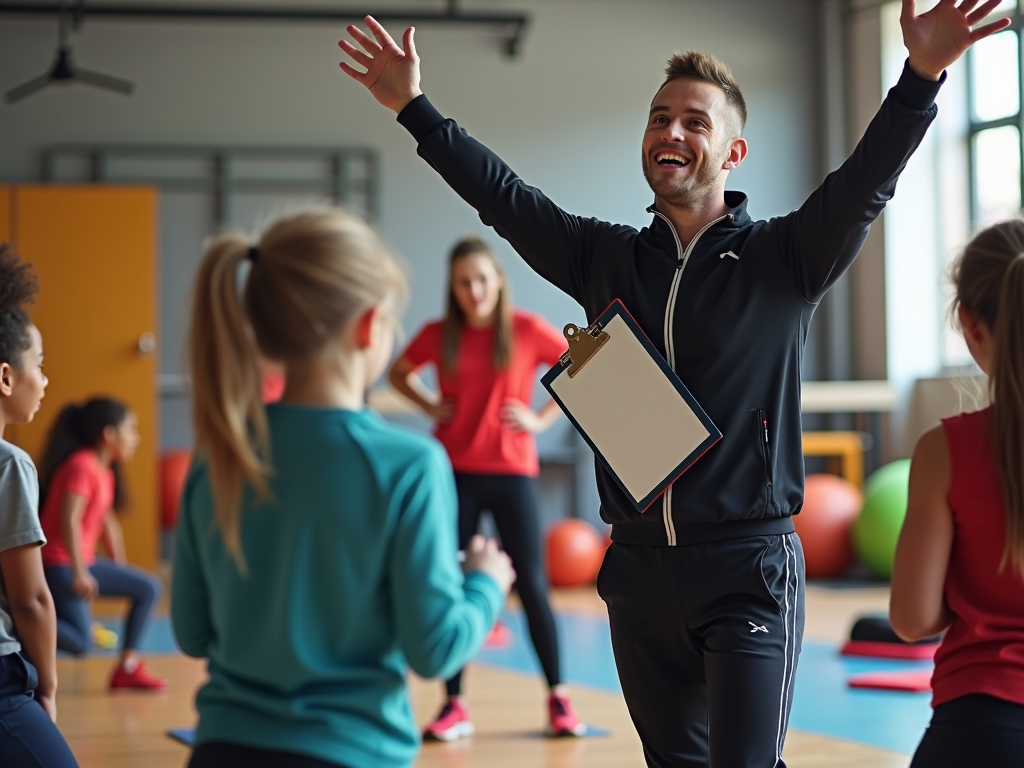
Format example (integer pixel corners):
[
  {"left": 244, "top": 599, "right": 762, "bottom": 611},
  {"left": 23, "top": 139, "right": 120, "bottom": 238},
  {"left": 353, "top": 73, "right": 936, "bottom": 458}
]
[{"left": 541, "top": 299, "right": 722, "bottom": 512}]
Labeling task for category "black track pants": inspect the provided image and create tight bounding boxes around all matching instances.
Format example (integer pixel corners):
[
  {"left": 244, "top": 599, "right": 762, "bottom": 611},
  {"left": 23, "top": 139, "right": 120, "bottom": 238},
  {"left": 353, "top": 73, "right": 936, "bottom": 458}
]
[
  {"left": 446, "top": 473, "right": 561, "bottom": 696},
  {"left": 598, "top": 533, "right": 805, "bottom": 768},
  {"left": 910, "top": 694, "right": 1024, "bottom": 768}
]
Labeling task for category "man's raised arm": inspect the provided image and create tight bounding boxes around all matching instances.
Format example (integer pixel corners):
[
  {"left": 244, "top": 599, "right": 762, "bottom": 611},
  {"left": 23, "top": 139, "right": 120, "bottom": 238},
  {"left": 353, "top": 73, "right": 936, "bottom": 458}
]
[
  {"left": 340, "top": 16, "right": 604, "bottom": 304},
  {"left": 771, "top": 0, "right": 1009, "bottom": 304}
]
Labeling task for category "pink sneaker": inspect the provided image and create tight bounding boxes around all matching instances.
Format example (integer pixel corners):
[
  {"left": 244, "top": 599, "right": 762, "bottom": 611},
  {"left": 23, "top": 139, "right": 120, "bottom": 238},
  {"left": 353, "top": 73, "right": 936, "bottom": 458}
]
[
  {"left": 422, "top": 699, "right": 474, "bottom": 742},
  {"left": 484, "top": 620, "right": 512, "bottom": 648},
  {"left": 548, "top": 693, "right": 586, "bottom": 737},
  {"left": 109, "top": 660, "right": 168, "bottom": 692}
]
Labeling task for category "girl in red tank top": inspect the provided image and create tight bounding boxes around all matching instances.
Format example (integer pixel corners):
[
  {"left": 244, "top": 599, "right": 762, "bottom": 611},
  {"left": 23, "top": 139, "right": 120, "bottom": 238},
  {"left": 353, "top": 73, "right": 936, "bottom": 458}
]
[
  {"left": 891, "top": 219, "right": 1024, "bottom": 768},
  {"left": 389, "top": 236, "right": 587, "bottom": 740}
]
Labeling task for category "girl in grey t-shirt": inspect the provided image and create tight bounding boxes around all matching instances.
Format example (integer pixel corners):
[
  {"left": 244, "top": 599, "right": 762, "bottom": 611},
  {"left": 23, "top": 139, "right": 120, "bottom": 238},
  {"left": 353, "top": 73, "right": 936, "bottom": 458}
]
[{"left": 0, "top": 242, "right": 78, "bottom": 767}]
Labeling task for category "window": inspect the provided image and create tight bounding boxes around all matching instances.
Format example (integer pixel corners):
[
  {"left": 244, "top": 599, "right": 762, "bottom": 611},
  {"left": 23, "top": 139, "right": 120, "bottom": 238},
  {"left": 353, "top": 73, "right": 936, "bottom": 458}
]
[
  {"left": 941, "top": 0, "right": 1023, "bottom": 366},
  {"left": 968, "top": 1, "right": 1022, "bottom": 227}
]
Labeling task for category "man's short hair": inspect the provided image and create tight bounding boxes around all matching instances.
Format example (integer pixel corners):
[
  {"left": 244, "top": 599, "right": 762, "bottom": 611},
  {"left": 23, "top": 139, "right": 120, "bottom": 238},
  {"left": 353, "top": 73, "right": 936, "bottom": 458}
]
[{"left": 659, "top": 51, "right": 747, "bottom": 133}]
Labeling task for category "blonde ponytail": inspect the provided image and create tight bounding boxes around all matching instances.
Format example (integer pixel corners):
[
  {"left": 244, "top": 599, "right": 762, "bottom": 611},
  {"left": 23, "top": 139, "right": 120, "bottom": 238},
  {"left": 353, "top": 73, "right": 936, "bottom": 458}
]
[
  {"left": 952, "top": 219, "right": 1024, "bottom": 579},
  {"left": 188, "top": 235, "right": 270, "bottom": 570},
  {"left": 187, "top": 209, "right": 406, "bottom": 570}
]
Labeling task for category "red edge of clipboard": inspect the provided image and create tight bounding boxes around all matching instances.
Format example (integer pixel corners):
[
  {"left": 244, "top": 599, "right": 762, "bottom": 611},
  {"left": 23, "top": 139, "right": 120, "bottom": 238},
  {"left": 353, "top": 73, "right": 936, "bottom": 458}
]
[{"left": 594, "top": 299, "right": 724, "bottom": 515}]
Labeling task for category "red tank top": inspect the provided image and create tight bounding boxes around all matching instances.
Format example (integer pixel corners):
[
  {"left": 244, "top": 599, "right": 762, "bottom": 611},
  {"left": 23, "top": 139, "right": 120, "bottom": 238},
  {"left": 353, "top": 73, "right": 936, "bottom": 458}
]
[{"left": 933, "top": 407, "right": 1024, "bottom": 707}]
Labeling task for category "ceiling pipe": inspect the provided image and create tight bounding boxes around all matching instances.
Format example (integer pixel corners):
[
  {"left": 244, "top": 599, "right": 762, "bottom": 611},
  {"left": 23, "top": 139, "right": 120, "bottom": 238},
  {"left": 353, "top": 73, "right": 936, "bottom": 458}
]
[{"left": 0, "top": 1, "right": 530, "bottom": 58}]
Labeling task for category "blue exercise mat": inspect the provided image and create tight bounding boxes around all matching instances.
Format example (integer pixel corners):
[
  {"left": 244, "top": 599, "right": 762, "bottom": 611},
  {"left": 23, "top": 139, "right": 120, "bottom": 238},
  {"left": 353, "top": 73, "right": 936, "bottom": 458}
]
[
  {"left": 167, "top": 725, "right": 609, "bottom": 745},
  {"left": 167, "top": 728, "right": 194, "bottom": 746},
  {"left": 60, "top": 616, "right": 180, "bottom": 657}
]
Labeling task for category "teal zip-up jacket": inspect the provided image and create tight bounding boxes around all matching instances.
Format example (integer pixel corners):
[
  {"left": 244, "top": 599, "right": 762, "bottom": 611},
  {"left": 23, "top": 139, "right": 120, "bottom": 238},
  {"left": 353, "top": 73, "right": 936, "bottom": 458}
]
[{"left": 171, "top": 405, "right": 504, "bottom": 768}]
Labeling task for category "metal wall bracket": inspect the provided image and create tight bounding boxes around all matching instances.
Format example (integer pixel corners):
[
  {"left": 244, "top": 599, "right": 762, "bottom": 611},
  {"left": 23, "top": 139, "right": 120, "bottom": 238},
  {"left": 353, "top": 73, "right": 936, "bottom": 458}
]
[{"left": 0, "top": 1, "right": 530, "bottom": 59}]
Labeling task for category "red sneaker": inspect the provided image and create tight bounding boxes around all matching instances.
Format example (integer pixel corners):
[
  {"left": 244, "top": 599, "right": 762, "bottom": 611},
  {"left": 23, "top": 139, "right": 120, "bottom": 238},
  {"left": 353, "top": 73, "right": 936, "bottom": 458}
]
[
  {"left": 548, "top": 693, "right": 586, "bottom": 737},
  {"left": 109, "top": 660, "right": 168, "bottom": 692},
  {"left": 422, "top": 699, "right": 474, "bottom": 742},
  {"left": 484, "top": 620, "right": 512, "bottom": 648}
]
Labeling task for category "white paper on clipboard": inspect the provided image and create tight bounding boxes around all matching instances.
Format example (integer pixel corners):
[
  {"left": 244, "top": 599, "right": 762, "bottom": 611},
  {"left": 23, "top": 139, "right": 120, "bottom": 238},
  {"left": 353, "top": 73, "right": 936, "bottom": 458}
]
[{"left": 543, "top": 301, "right": 721, "bottom": 511}]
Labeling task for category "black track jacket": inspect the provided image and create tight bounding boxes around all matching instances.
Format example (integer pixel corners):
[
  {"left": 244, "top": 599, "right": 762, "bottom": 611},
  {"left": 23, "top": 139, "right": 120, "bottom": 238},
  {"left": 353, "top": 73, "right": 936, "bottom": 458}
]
[{"left": 397, "top": 61, "right": 943, "bottom": 547}]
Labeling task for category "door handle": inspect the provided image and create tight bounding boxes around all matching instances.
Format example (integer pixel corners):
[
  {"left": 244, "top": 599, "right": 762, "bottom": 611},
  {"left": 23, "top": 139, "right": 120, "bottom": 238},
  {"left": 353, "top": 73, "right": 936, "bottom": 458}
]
[{"left": 137, "top": 332, "right": 156, "bottom": 356}]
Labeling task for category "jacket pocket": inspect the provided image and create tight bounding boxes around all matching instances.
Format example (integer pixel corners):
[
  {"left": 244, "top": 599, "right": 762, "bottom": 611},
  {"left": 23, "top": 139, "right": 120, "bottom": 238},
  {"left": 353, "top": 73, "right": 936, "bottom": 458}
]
[{"left": 755, "top": 408, "right": 774, "bottom": 512}]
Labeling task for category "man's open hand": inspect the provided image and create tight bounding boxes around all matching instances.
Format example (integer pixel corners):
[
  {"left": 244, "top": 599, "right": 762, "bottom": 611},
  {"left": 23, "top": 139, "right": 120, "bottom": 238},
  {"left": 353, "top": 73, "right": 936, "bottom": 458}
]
[
  {"left": 902, "top": 0, "right": 1012, "bottom": 81},
  {"left": 340, "top": 15, "right": 423, "bottom": 113}
]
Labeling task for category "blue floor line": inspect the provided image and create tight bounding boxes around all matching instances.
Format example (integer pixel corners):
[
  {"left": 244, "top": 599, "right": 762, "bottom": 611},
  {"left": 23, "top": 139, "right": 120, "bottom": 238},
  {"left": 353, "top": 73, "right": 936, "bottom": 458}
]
[
  {"left": 114, "top": 609, "right": 932, "bottom": 754},
  {"left": 477, "top": 610, "right": 932, "bottom": 755}
]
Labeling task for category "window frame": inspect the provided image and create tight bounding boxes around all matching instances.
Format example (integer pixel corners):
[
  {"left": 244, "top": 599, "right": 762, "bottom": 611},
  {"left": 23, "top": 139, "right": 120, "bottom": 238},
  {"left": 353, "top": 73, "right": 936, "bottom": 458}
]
[{"left": 967, "top": 3, "right": 1024, "bottom": 225}]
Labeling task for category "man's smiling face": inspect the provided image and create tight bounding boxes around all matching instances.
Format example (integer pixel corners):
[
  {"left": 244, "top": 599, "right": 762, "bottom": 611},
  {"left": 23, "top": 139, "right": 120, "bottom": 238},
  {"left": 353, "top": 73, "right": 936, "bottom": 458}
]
[{"left": 641, "top": 77, "right": 742, "bottom": 209}]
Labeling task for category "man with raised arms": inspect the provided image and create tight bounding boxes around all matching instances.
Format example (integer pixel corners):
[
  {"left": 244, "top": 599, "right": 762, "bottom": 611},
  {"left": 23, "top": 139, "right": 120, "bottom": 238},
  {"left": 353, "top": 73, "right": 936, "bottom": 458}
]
[{"left": 340, "top": 2, "right": 1007, "bottom": 766}]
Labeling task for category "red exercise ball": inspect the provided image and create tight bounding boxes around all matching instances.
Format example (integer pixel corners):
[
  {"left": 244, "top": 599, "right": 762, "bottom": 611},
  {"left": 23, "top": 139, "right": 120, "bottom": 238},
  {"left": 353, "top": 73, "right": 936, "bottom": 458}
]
[
  {"left": 546, "top": 519, "right": 604, "bottom": 588},
  {"left": 794, "top": 473, "right": 863, "bottom": 579},
  {"left": 160, "top": 450, "right": 192, "bottom": 530}
]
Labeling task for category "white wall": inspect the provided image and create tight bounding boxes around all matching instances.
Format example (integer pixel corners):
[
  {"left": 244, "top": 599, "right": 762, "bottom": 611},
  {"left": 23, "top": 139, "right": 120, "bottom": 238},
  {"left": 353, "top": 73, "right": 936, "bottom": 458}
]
[
  {"left": 1, "top": 0, "right": 818, "bottom": 328},
  {"left": 0, "top": 0, "right": 820, "bottom": 481},
  {"left": 0, "top": 0, "right": 823, "bottom": 526}
]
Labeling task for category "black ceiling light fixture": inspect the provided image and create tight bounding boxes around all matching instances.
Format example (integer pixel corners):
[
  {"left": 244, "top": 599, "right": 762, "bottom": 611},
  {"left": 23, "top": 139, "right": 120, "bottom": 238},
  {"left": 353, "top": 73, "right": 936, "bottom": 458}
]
[{"left": 5, "top": 0, "right": 135, "bottom": 104}]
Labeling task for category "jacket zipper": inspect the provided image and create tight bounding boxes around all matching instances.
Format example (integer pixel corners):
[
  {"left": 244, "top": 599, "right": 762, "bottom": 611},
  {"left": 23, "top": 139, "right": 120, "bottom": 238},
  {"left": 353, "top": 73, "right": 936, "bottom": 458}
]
[
  {"left": 758, "top": 408, "right": 773, "bottom": 490},
  {"left": 651, "top": 211, "right": 732, "bottom": 546}
]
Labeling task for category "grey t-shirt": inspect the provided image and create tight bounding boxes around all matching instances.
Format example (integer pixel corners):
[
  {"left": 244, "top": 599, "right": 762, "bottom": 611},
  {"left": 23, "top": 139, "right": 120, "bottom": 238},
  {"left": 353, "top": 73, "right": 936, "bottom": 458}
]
[{"left": 0, "top": 439, "right": 45, "bottom": 656}]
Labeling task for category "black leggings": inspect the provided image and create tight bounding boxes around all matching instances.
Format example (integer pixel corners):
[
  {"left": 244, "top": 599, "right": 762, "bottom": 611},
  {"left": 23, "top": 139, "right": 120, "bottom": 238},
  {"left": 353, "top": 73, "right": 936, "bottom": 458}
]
[
  {"left": 189, "top": 743, "right": 350, "bottom": 768},
  {"left": 910, "top": 693, "right": 1024, "bottom": 768},
  {"left": 447, "top": 473, "right": 561, "bottom": 696}
]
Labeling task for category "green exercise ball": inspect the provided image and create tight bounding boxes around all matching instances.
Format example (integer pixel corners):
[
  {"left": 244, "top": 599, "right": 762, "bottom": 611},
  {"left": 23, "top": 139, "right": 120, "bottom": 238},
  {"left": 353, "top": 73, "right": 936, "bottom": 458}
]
[{"left": 852, "top": 459, "right": 911, "bottom": 579}]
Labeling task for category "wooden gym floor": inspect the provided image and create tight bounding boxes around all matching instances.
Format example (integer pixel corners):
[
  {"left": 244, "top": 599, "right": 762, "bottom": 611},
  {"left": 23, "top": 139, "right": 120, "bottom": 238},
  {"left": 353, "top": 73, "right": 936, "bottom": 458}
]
[{"left": 56, "top": 585, "right": 911, "bottom": 768}]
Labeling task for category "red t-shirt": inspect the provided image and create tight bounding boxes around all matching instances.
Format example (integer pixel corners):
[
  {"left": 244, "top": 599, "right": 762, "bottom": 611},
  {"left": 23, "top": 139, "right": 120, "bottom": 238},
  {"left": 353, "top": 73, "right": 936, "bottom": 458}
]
[
  {"left": 401, "top": 310, "right": 566, "bottom": 476},
  {"left": 263, "top": 371, "right": 285, "bottom": 404},
  {"left": 932, "top": 407, "right": 1024, "bottom": 707},
  {"left": 40, "top": 449, "right": 114, "bottom": 568}
]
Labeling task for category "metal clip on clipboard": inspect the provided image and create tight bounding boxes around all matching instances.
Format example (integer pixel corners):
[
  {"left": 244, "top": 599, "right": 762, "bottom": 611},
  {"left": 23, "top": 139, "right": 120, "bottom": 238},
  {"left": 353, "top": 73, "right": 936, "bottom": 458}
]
[{"left": 559, "top": 321, "right": 610, "bottom": 378}]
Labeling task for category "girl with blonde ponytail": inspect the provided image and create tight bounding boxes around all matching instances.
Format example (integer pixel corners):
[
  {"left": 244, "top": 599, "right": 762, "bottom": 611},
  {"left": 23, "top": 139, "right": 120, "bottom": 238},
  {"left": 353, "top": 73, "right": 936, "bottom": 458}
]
[
  {"left": 891, "top": 219, "right": 1024, "bottom": 768},
  {"left": 171, "top": 209, "right": 514, "bottom": 768}
]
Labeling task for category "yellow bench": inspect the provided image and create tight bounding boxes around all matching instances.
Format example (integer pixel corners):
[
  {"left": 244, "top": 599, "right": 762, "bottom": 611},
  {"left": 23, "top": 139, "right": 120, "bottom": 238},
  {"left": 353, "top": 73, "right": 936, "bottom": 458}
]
[{"left": 802, "top": 431, "right": 865, "bottom": 487}]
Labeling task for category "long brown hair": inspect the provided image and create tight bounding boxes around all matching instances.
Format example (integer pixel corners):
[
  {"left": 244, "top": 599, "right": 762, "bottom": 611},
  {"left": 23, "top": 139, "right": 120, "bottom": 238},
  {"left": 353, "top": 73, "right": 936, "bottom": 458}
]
[
  {"left": 441, "top": 236, "right": 513, "bottom": 376},
  {"left": 187, "top": 208, "right": 406, "bottom": 568},
  {"left": 39, "top": 398, "right": 131, "bottom": 514},
  {"left": 951, "top": 218, "right": 1024, "bottom": 578}
]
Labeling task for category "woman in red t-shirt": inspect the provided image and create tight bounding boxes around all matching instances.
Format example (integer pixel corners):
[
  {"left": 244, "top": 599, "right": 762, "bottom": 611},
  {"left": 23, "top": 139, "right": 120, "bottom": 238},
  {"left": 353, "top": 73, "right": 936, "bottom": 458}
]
[
  {"left": 891, "top": 219, "right": 1024, "bottom": 768},
  {"left": 390, "top": 236, "right": 584, "bottom": 739},
  {"left": 39, "top": 397, "right": 166, "bottom": 691}
]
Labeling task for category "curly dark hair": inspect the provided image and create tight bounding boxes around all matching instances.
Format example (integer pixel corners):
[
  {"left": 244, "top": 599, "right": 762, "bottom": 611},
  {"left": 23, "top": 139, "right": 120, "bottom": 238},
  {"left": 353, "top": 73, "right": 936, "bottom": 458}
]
[{"left": 0, "top": 242, "right": 39, "bottom": 367}]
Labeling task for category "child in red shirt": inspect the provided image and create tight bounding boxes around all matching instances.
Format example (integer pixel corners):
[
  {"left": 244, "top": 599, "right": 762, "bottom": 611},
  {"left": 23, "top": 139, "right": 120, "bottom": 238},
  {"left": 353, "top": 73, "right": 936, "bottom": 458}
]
[
  {"left": 39, "top": 397, "right": 166, "bottom": 691},
  {"left": 891, "top": 219, "right": 1024, "bottom": 767},
  {"left": 390, "top": 236, "right": 584, "bottom": 739}
]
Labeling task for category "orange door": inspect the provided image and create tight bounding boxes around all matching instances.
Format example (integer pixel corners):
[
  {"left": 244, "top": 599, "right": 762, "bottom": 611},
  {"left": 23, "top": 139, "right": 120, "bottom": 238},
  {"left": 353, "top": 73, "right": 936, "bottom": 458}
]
[
  {"left": 0, "top": 187, "right": 10, "bottom": 241},
  {"left": 11, "top": 186, "right": 158, "bottom": 571}
]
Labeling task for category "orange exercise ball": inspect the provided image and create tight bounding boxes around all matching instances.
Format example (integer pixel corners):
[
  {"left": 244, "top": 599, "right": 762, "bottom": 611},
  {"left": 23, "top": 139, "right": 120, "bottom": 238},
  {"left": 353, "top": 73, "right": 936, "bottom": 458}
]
[
  {"left": 546, "top": 519, "right": 604, "bottom": 587},
  {"left": 160, "top": 450, "right": 192, "bottom": 530},
  {"left": 794, "top": 473, "right": 863, "bottom": 579}
]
